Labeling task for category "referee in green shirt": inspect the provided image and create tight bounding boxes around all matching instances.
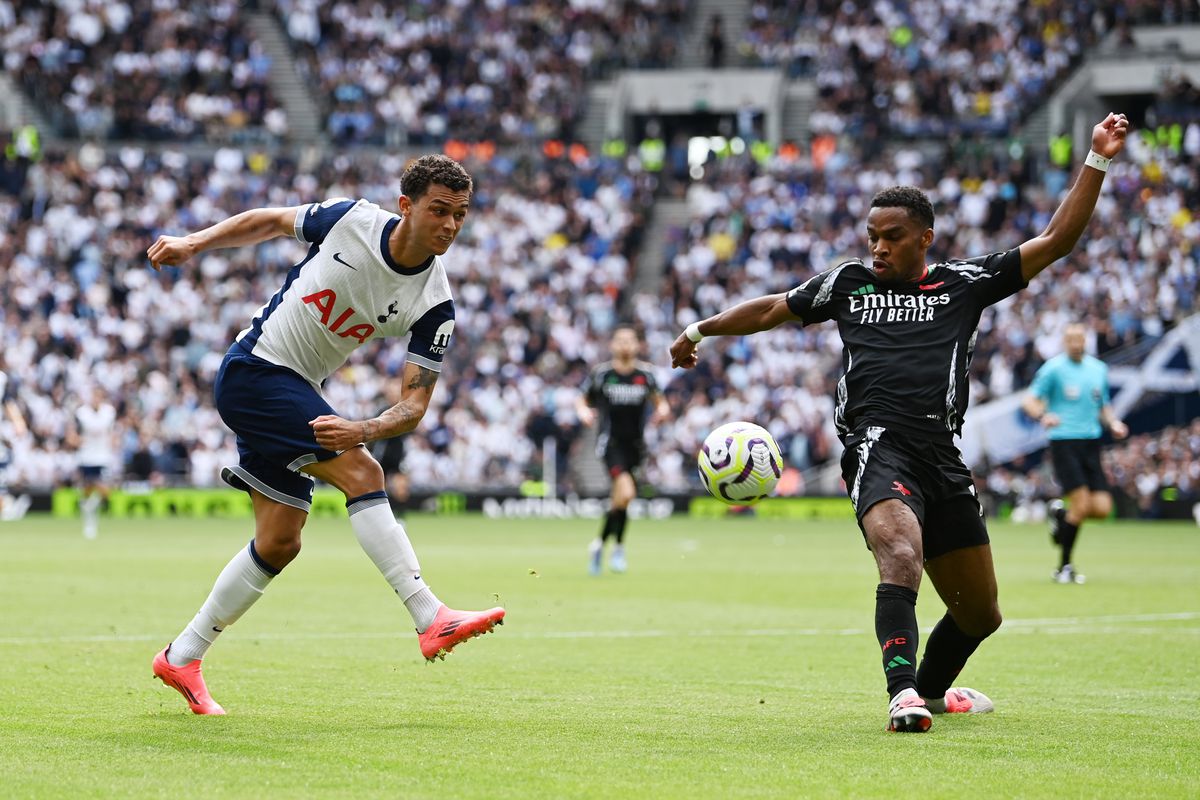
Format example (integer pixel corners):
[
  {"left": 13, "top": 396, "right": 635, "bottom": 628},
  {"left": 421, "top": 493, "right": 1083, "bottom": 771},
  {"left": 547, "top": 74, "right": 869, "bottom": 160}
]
[{"left": 1022, "top": 324, "right": 1127, "bottom": 583}]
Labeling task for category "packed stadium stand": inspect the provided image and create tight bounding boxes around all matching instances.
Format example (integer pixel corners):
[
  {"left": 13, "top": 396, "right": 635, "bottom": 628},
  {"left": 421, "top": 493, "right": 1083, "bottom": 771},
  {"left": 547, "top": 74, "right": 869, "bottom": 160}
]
[
  {"left": 0, "top": 0, "right": 1196, "bottom": 517},
  {"left": 269, "top": 0, "right": 689, "bottom": 146},
  {"left": 3, "top": 0, "right": 286, "bottom": 142}
]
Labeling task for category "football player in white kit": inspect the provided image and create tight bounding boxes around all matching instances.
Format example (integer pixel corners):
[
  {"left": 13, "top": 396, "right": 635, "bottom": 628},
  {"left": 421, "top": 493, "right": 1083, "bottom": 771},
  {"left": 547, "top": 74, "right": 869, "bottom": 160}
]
[
  {"left": 73, "top": 389, "right": 117, "bottom": 539},
  {"left": 145, "top": 155, "right": 504, "bottom": 715}
]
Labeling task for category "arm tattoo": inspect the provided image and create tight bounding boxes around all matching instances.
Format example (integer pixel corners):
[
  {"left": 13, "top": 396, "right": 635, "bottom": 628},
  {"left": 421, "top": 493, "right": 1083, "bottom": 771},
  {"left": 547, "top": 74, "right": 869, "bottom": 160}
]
[{"left": 406, "top": 366, "right": 439, "bottom": 391}]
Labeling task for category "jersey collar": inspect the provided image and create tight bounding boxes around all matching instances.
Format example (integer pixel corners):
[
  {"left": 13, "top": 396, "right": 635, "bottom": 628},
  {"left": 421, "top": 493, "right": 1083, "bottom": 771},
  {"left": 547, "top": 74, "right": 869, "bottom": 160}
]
[{"left": 380, "top": 217, "right": 435, "bottom": 275}]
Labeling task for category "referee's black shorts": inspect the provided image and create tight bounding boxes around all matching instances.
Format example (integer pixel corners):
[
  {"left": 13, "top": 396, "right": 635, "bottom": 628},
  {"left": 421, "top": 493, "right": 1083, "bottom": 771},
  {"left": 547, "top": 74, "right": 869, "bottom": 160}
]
[
  {"left": 1049, "top": 438, "right": 1108, "bottom": 493},
  {"left": 839, "top": 424, "right": 989, "bottom": 561}
]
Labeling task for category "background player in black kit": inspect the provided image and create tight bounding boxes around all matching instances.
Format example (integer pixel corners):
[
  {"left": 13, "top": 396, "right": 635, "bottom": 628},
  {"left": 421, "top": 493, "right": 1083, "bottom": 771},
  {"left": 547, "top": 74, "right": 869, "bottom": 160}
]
[
  {"left": 578, "top": 325, "right": 669, "bottom": 575},
  {"left": 670, "top": 113, "right": 1128, "bottom": 732}
]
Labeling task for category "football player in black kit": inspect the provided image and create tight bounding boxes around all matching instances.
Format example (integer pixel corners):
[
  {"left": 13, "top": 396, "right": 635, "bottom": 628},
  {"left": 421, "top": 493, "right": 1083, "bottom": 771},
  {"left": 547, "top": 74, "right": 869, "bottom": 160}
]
[
  {"left": 578, "top": 325, "right": 669, "bottom": 575},
  {"left": 670, "top": 113, "right": 1128, "bottom": 732}
]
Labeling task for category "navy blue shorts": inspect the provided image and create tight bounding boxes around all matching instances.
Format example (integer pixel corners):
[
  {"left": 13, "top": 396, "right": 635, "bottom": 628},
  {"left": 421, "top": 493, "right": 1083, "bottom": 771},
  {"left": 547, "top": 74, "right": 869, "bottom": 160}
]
[
  {"left": 79, "top": 465, "right": 105, "bottom": 481},
  {"left": 214, "top": 346, "right": 342, "bottom": 511}
]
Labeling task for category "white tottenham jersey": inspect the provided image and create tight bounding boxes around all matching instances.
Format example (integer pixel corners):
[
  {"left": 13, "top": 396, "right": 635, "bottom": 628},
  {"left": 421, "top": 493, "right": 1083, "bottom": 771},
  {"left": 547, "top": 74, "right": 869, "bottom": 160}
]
[
  {"left": 76, "top": 403, "right": 117, "bottom": 467},
  {"left": 234, "top": 198, "right": 456, "bottom": 387}
]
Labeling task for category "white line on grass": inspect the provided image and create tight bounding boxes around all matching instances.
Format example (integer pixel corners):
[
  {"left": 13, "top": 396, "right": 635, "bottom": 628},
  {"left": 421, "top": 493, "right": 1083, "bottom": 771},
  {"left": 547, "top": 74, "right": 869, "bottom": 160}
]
[{"left": 1, "top": 611, "right": 1197, "bottom": 646}]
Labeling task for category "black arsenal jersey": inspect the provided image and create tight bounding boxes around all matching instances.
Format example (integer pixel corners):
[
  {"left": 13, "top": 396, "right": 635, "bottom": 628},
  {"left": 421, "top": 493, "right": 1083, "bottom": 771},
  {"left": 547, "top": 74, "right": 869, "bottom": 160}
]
[
  {"left": 785, "top": 249, "right": 1026, "bottom": 437},
  {"left": 582, "top": 361, "right": 660, "bottom": 444}
]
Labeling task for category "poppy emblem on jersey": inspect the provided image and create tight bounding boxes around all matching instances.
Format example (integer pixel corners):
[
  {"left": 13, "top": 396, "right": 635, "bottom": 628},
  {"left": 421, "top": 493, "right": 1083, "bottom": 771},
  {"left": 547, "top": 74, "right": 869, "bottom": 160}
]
[
  {"left": 892, "top": 481, "right": 912, "bottom": 496},
  {"left": 377, "top": 301, "right": 399, "bottom": 324}
]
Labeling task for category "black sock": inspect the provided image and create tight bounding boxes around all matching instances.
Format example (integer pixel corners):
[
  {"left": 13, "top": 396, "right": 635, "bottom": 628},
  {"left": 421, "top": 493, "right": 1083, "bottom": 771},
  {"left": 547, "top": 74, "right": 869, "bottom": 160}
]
[
  {"left": 610, "top": 509, "right": 628, "bottom": 544},
  {"left": 916, "top": 613, "right": 987, "bottom": 699},
  {"left": 1059, "top": 519, "right": 1080, "bottom": 567},
  {"left": 876, "top": 583, "right": 919, "bottom": 698}
]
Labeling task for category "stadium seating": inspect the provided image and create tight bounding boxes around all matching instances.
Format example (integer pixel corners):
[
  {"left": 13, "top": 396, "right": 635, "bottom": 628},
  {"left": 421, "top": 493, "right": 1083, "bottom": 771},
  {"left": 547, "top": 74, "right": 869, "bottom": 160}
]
[
  {"left": 739, "top": 0, "right": 1196, "bottom": 135},
  {"left": 269, "top": 0, "right": 688, "bottom": 146},
  {"left": 3, "top": 0, "right": 285, "bottom": 142}
]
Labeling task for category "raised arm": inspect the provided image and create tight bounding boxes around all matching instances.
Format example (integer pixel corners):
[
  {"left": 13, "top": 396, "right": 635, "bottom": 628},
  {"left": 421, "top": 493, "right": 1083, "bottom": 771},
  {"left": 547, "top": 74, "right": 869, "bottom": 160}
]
[
  {"left": 1018, "top": 113, "right": 1129, "bottom": 282},
  {"left": 147, "top": 206, "right": 301, "bottom": 271},
  {"left": 309, "top": 361, "right": 440, "bottom": 452},
  {"left": 669, "top": 292, "right": 799, "bottom": 369}
]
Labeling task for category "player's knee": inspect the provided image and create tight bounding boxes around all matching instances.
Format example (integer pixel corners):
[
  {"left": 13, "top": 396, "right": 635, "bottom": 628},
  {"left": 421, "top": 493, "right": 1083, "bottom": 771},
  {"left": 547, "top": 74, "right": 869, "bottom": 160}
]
[
  {"left": 962, "top": 602, "right": 1002, "bottom": 638},
  {"left": 256, "top": 531, "right": 302, "bottom": 569},
  {"left": 977, "top": 606, "right": 1002, "bottom": 637},
  {"left": 1089, "top": 494, "right": 1112, "bottom": 518}
]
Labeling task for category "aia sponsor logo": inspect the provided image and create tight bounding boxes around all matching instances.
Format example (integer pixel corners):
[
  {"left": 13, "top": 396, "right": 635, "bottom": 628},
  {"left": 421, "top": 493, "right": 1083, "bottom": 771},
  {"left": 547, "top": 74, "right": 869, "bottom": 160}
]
[{"left": 302, "top": 289, "right": 375, "bottom": 343}]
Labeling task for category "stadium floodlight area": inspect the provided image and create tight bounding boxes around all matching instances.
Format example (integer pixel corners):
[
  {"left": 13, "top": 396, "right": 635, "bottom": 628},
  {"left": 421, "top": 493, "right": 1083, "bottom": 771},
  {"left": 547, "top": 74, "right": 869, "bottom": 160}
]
[{"left": 960, "top": 314, "right": 1199, "bottom": 469}]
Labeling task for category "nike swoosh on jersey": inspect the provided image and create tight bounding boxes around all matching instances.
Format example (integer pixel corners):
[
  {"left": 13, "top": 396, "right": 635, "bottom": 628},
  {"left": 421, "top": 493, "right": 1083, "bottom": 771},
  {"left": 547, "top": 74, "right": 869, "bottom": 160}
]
[{"left": 332, "top": 252, "right": 359, "bottom": 270}]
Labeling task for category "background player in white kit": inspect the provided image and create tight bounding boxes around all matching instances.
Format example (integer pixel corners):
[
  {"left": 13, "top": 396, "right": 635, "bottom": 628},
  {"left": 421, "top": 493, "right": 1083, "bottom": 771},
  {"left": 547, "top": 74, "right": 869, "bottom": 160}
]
[
  {"left": 72, "top": 389, "right": 117, "bottom": 539},
  {"left": 145, "top": 155, "right": 504, "bottom": 715}
]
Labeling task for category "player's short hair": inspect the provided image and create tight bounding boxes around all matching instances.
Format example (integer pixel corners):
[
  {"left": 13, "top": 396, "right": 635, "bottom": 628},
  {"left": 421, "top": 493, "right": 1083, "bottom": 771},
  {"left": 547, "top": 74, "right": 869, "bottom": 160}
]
[
  {"left": 612, "top": 322, "right": 641, "bottom": 340},
  {"left": 401, "top": 155, "right": 473, "bottom": 201},
  {"left": 870, "top": 186, "right": 935, "bottom": 230}
]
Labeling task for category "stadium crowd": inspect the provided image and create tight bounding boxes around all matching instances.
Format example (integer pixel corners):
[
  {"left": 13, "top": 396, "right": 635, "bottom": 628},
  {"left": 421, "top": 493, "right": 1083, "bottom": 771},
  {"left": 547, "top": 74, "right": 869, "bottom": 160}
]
[
  {"left": 2, "top": 0, "right": 286, "bottom": 143},
  {"left": 738, "top": 0, "right": 1192, "bottom": 136},
  {"left": 270, "top": 0, "right": 689, "bottom": 146}
]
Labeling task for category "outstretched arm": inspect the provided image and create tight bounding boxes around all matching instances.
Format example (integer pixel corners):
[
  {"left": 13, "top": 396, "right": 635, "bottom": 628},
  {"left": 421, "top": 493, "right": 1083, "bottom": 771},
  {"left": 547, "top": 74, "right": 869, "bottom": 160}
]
[
  {"left": 309, "top": 361, "right": 439, "bottom": 451},
  {"left": 147, "top": 206, "right": 300, "bottom": 271},
  {"left": 1018, "top": 113, "right": 1129, "bottom": 282},
  {"left": 669, "top": 292, "right": 799, "bottom": 369}
]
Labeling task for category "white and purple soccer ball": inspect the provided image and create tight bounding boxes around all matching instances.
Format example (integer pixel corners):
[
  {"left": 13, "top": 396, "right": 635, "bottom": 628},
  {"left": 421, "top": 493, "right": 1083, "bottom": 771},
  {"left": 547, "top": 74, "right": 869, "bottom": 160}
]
[{"left": 697, "top": 421, "right": 784, "bottom": 505}]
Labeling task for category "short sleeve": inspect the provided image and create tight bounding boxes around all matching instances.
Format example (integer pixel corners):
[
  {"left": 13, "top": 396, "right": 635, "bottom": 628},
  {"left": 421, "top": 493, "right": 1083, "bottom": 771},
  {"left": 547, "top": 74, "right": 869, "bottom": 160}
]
[
  {"left": 955, "top": 248, "right": 1026, "bottom": 308},
  {"left": 1029, "top": 360, "right": 1055, "bottom": 401},
  {"left": 1100, "top": 364, "right": 1111, "bottom": 405},
  {"left": 784, "top": 263, "right": 848, "bottom": 325},
  {"left": 405, "top": 300, "right": 454, "bottom": 372},
  {"left": 294, "top": 198, "right": 356, "bottom": 244}
]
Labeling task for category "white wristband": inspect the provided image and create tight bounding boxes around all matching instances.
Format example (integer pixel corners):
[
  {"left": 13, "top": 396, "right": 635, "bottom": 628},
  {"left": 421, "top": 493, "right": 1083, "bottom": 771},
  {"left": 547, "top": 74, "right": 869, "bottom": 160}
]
[
  {"left": 1084, "top": 150, "right": 1111, "bottom": 172},
  {"left": 684, "top": 322, "right": 704, "bottom": 343}
]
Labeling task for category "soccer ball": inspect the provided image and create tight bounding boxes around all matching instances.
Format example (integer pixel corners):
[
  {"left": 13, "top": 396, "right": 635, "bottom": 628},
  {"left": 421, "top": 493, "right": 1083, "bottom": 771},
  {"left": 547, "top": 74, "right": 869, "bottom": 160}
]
[{"left": 697, "top": 421, "right": 784, "bottom": 505}]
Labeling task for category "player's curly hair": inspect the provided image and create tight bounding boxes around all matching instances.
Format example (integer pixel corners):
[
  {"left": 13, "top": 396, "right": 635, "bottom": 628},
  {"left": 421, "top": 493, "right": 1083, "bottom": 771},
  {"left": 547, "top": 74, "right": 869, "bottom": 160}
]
[
  {"left": 870, "top": 186, "right": 934, "bottom": 230},
  {"left": 401, "top": 155, "right": 473, "bottom": 200}
]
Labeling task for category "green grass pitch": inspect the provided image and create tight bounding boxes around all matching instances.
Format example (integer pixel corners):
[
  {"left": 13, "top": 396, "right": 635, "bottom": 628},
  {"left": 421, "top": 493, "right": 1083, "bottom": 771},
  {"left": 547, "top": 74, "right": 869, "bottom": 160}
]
[{"left": 1, "top": 512, "right": 1197, "bottom": 798}]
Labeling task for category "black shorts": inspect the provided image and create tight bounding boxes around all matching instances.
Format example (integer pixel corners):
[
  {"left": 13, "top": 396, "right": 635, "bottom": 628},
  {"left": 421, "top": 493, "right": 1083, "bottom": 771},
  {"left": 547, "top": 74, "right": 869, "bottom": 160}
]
[
  {"left": 597, "top": 435, "right": 645, "bottom": 480},
  {"left": 839, "top": 425, "right": 989, "bottom": 561},
  {"left": 1049, "top": 438, "right": 1108, "bottom": 493}
]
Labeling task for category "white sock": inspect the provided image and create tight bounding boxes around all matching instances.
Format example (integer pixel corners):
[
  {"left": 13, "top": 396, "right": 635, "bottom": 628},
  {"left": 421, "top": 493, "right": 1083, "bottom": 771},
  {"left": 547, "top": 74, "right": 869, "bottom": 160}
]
[
  {"left": 347, "top": 492, "right": 441, "bottom": 631},
  {"left": 81, "top": 493, "right": 100, "bottom": 534},
  {"left": 167, "top": 542, "right": 276, "bottom": 666}
]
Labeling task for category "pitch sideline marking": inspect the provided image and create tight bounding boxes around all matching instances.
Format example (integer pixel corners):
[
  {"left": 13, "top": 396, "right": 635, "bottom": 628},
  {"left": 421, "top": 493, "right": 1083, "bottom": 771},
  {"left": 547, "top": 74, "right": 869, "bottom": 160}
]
[{"left": 0, "top": 611, "right": 1197, "bottom": 646}]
